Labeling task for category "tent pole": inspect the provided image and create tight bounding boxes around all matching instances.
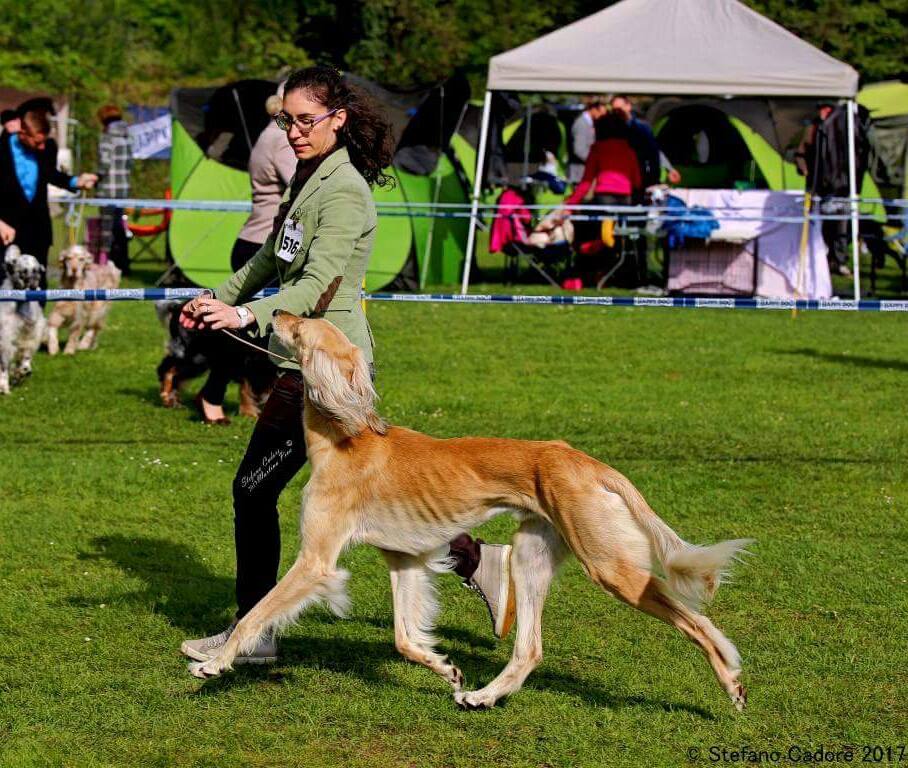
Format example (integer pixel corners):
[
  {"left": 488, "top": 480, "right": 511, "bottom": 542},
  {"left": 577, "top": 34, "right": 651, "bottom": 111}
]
[
  {"left": 420, "top": 84, "right": 445, "bottom": 291},
  {"left": 846, "top": 99, "right": 860, "bottom": 300},
  {"left": 522, "top": 103, "right": 531, "bottom": 182},
  {"left": 461, "top": 89, "right": 493, "bottom": 294},
  {"left": 232, "top": 89, "right": 254, "bottom": 154}
]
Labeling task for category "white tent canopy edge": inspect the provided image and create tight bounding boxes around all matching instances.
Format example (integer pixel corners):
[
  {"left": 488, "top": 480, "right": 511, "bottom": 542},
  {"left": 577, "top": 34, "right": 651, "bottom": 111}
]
[{"left": 461, "top": 0, "right": 862, "bottom": 297}]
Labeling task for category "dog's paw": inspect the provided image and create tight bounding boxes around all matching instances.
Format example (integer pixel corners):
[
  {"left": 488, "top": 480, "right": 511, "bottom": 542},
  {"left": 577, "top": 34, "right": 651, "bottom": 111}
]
[
  {"left": 454, "top": 689, "right": 496, "bottom": 711},
  {"left": 449, "top": 666, "right": 465, "bottom": 692},
  {"left": 160, "top": 392, "right": 181, "bottom": 408},
  {"left": 188, "top": 658, "right": 230, "bottom": 679},
  {"left": 731, "top": 681, "right": 747, "bottom": 712}
]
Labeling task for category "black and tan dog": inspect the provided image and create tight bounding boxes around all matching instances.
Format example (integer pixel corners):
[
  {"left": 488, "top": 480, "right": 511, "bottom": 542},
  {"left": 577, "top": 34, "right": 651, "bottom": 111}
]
[{"left": 155, "top": 299, "right": 276, "bottom": 419}]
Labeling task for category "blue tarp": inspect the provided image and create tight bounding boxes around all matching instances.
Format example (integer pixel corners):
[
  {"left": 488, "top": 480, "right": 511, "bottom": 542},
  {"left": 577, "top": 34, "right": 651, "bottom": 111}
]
[{"left": 662, "top": 195, "right": 719, "bottom": 248}]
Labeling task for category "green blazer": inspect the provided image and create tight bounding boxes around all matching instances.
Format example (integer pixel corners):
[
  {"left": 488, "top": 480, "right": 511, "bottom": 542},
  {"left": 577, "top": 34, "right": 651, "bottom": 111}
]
[{"left": 214, "top": 146, "right": 376, "bottom": 369}]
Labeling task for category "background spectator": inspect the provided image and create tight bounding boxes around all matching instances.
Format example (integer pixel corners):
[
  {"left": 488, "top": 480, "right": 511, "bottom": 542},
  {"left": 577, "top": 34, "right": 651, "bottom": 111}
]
[
  {"left": 796, "top": 102, "right": 859, "bottom": 277},
  {"left": 565, "top": 112, "right": 643, "bottom": 284},
  {"left": 193, "top": 89, "right": 295, "bottom": 425},
  {"left": 1, "top": 110, "right": 20, "bottom": 135},
  {"left": 567, "top": 112, "right": 642, "bottom": 208},
  {"left": 610, "top": 94, "right": 681, "bottom": 186},
  {"left": 568, "top": 97, "right": 608, "bottom": 184},
  {"left": 96, "top": 104, "right": 132, "bottom": 274},
  {"left": 0, "top": 108, "right": 96, "bottom": 287}
]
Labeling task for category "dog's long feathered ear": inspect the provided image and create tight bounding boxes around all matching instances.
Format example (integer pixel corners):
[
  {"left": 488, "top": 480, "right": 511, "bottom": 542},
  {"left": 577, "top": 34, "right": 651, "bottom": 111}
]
[
  {"left": 303, "top": 346, "right": 387, "bottom": 437},
  {"left": 4, "top": 244, "right": 20, "bottom": 264},
  {"left": 349, "top": 347, "right": 387, "bottom": 435}
]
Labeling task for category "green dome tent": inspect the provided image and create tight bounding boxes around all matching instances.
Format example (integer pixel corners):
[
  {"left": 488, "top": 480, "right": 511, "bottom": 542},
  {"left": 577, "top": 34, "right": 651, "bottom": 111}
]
[
  {"left": 168, "top": 74, "right": 472, "bottom": 290},
  {"left": 646, "top": 97, "right": 883, "bottom": 207},
  {"left": 859, "top": 81, "right": 908, "bottom": 201}
]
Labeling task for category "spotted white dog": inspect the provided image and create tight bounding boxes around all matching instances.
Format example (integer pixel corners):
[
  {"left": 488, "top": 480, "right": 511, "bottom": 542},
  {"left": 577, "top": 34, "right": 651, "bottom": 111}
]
[{"left": 0, "top": 245, "right": 46, "bottom": 394}]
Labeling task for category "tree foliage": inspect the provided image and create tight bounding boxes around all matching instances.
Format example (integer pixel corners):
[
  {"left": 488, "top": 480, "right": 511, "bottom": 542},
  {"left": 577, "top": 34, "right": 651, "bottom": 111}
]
[{"left": 0, "top": 0, "right": 904, "bottom": 117}]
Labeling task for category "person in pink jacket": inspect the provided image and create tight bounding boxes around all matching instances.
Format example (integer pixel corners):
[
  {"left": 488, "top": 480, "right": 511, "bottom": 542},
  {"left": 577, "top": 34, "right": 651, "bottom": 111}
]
[{"left": 566, "top": 112, "right": 642, "bottom": 207}]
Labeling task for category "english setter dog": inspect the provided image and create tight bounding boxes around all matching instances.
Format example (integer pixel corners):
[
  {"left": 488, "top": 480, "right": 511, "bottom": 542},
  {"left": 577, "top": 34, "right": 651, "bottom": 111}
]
[
  {"left": 46, "top": 244, "right": 121, "bottom": 356},
  {"left": 188, "top": 313, "right": 752, "bottom": 712},
  {"left": 1, "top": 245, "right": 46, "bottom": 394}
]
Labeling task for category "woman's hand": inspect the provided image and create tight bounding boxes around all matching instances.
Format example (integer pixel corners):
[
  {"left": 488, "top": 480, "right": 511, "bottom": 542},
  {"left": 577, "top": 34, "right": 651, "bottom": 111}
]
[
  {"left": 178, "top": 292, "right": 210, "bottom": 330},
  {"left": 180, "top": 294, "right": 248, "bottom": 331},
  {"left": 75, "top": 173, "right": 99, "bottom": 190},
  {"left": 0, "top": 219, "right": 15, "bottom": 246}
]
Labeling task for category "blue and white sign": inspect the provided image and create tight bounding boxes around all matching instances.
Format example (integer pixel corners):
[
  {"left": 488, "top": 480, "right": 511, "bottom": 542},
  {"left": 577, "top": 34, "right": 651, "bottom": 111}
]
[{"left": 129, "top": 113, "right": 171, "bottom": 160}]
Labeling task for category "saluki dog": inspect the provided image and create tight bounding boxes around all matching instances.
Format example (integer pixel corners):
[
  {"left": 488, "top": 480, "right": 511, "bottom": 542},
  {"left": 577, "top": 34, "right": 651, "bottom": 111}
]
[{"left": 189, "top": 312, "right": 752, "bottom": 712}]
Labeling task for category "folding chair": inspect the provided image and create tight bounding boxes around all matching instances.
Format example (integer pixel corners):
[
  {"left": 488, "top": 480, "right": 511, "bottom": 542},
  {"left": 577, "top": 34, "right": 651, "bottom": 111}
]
[
  {"left": 490, "top": 189, "right": 563, "bottom": 288},
  {"left": 574, "top": 215, "right": 646, "bottom": 289},
  {"left": 125, "top": 189, "right": 173, "bottom": 263}
]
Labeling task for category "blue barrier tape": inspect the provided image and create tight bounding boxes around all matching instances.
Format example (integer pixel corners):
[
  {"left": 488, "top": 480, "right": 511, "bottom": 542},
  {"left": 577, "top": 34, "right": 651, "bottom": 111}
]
[
  {"left": 2, "top": 288, "right": 908, "bottom": 311},
  {"left": 367, "top": 293, "right": 908, "bottom": 312}
]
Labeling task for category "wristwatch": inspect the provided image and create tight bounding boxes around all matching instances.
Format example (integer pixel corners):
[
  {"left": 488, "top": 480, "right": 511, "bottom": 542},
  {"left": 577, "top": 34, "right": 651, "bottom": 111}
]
[{"left": 235, "top": 305, "right": 251, "bottom": 327}]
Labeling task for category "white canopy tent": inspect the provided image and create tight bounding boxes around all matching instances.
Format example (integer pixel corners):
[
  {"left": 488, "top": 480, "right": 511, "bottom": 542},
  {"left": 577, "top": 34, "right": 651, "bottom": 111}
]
[{"left": 462, "top": 0, "right": 863, "bottom": 296}]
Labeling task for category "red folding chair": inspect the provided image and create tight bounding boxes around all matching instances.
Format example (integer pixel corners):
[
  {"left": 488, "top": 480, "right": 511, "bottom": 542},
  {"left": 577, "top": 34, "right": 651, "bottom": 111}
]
[{"left": 125, "top": 188, "right": 173, "bottom": 262}]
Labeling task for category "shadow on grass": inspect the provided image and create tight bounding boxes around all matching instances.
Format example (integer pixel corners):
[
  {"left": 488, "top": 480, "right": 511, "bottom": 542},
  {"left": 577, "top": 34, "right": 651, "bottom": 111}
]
[
  {"left": 192, "top": 629, "right": 714, "bottom": 718},
  {"left": 779, "top": 348, "right": 908, "bottom": 372},
  {"left": 116, "top": 385, "right": 172, "bottom": 409},
  {"left": 73, "top": 534, "right": 234, "bottom": 634},
  {"left": 189, "top": 634, "right": 407, "bottom": 696},
  {"left": 76, "top": 537, "right": 714, "bottom": 717},
  {"left": 529, "top": 667, "right": 716, "bottom": 719},
  {"left": 116, "top": 386, "right": 242, "bottom": 423}
]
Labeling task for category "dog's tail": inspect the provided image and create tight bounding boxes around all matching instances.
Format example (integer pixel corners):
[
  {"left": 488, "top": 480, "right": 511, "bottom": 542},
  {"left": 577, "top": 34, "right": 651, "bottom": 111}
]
[{"left": 608, "top": 474, "right": 752, "bottom": 612}]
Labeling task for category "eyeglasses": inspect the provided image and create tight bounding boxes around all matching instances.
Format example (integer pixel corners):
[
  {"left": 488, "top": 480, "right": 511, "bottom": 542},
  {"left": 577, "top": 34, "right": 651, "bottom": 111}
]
[{"left": 273, "top": 108, "right": 339, "bottom": 134}]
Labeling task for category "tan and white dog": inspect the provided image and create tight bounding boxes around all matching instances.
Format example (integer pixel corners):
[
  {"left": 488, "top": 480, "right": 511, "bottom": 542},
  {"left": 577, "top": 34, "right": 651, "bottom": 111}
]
[
  {"left": 46, "top": 245, "right": 121, "bottom": 356},
  {"left": 189, "top": 313, "right": 752, "bottom": 712}
]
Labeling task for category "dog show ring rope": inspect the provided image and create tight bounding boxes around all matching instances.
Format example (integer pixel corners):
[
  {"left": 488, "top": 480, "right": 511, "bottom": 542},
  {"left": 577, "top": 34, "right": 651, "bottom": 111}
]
[{"left": 1, "top": 287, "right": 908, "bottom": 312}]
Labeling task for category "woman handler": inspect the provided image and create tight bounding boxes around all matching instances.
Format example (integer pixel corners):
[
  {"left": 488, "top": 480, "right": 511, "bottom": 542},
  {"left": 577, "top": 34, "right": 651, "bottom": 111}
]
[{"left": 178, "top": 67, "right": 513, "bottom": 665}]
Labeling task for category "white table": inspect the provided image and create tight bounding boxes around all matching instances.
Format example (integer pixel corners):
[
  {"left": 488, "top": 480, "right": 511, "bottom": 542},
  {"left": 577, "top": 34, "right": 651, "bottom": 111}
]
[{"left": 666, "top": 189, "right": 832, "bottom": 299}]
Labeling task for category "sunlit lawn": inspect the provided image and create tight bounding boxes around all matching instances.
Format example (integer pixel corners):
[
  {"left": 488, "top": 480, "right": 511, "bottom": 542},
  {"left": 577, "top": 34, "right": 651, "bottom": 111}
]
[{"left": 1, "top": 262, "right": 905, "bottom": 766}]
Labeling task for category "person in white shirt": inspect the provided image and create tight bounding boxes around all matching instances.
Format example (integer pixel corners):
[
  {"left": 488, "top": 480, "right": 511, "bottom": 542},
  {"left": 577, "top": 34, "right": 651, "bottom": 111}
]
[{"left": 568, "top": 97, "right": 608, "bottom": 184}]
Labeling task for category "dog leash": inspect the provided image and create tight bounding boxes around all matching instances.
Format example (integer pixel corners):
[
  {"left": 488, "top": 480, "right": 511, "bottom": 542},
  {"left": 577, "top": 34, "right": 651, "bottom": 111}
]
[
  {"left": 219, "top": 328, "right": 297, "bottom": 365},
  {"left": 64, "top": 193, "right": 85, "bottom": 247}
]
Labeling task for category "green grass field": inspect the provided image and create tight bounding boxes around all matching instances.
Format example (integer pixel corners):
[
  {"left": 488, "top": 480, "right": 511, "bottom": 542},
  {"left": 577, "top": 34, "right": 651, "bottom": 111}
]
[{"left": 1, "top": 266, "right": 906, "bottom": 767}]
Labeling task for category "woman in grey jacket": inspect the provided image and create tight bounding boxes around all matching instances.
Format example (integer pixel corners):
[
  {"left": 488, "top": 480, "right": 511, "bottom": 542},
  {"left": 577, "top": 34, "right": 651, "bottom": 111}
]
[{"left": 178, "top": 67, "right": 514, "bottom": 666}]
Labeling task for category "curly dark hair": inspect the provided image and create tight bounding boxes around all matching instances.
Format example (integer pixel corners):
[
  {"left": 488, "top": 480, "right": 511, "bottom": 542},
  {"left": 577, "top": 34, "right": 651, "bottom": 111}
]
[{"left": 283, "top": 66, "right": 395, "bottom": 188}]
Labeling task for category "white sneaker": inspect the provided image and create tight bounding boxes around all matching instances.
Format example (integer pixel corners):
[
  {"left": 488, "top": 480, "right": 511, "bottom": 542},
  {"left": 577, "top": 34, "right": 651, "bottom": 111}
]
[
  {"left": 466, "top": 544, "right": 517, "bottom": 639},
  {"left": 180, "top": 622, "right": 278, "bottom": 664}
]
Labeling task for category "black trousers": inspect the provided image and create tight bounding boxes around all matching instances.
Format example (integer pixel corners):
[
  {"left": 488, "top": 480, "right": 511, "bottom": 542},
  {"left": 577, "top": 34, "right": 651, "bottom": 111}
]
[
  {"left": 197, "top": 330, "right": 273, "bottom": 406},
  {"left": 100, "top": 206, "right": 129, "bottom": 275},
  {"left": 233, "top": 371, "right": 480, "bottom": 618}
]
